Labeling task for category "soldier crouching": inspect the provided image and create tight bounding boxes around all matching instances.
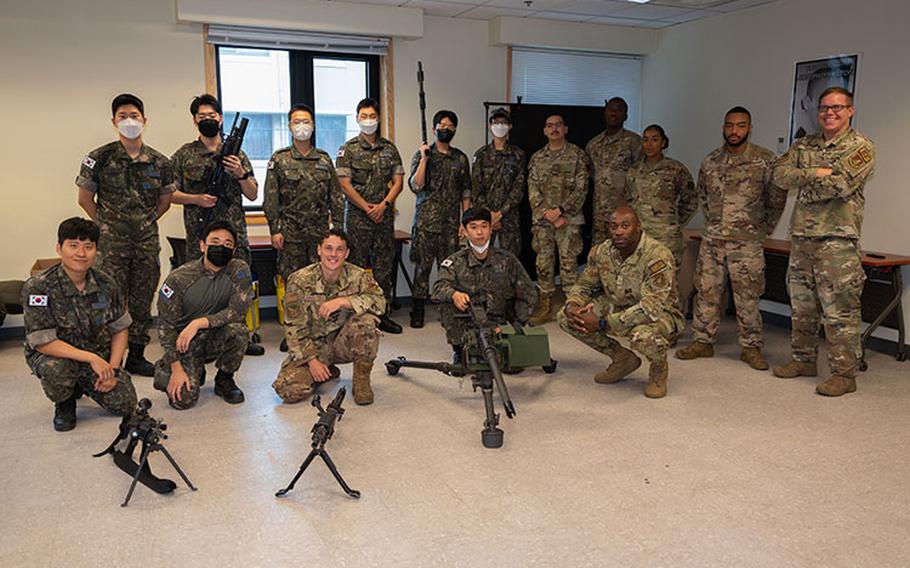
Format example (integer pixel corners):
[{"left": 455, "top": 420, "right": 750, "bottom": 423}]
[{"left": 273, "top": 228, "right": 384, "bottom": 406}]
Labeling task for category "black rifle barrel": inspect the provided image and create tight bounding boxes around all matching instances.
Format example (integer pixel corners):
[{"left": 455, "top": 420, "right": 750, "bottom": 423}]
[
  {"left": 417, "top": 61, "right": 428, "bottom": 145},
  {"left": 311, "top": 387, "right": 347, "bottom": 448}
]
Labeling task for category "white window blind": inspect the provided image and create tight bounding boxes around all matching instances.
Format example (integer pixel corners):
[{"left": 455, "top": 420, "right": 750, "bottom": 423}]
[
  {"left": 511, "top": 48, "right": 642, "bottom": 131},
  {"left": 207, "top": 25, "right": 388, "bottom": 56}
]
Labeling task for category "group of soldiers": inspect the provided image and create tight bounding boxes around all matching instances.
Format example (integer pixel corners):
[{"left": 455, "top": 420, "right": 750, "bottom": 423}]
[{"left": 21, "top": 84, "right": 874, "bottom": 432}]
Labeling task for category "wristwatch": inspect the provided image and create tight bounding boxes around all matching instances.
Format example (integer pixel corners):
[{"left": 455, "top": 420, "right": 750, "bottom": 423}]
[{"left": 384, "top": 200, "right": 393, "bottom": 208}]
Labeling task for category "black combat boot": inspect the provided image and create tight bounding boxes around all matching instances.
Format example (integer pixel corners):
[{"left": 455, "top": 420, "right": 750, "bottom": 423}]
[
  {"left": 53, "top": 391, "right": 79, "bottom": 432},
  {"left": 379, "top": 313, "right": 403, "bottom": 334},
  {"left": 410, "top": 299, "right": 425, "bottom": 328},
  {"left": 125, "top": 343, "right": 156, "bottom": 377},
  {"left": 452, "top": 344, "right": 464, "bottom": 367},
  {"left": 245, "top": 342, "right": 265, "bottom": 356},
  {"left": 280, "top": 338, "right": 289, "bottom": 352},
  {"left": 214, "top": 370, "right": 245, "bottom": 404}
]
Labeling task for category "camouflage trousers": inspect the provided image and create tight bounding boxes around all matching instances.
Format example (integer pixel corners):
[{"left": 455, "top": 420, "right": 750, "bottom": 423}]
[
  {"left": 557, "top": 306, "right": 675, "bottom": 364},
  {"left": 273, "top": 314, "right": 380, "bottom": 403},
  {"left": 410, "top": 228, "right": 459, "bottom": 300},
  {"left": 153, "top": 323, "right": 249, "bottom": 410},
  {"left": 98, "top": 247, "right": 159, "bottom": 346},
  {"left": 692, "top": 237, "right": 765, "bottom": 348},
  {"left": 531, "top": 223, "right": 582, "bottom": 296},
  {"left": 491, "top": 218, "right": 521, "bottom": 259},
  {"left": 787, "top": 237, "right": 864, "bottom": 378},
  {"left": 26, "top": 352, "right": 137, "bottom": 415},
  {"left": 347, "top": 209, "right": 395, "bottom": 305},
  {"left": 278, "top": 235, "right": 320, "bottom": 282}
]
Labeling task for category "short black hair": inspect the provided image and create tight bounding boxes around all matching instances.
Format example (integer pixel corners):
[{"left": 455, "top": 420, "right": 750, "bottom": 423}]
[
  {"left": 288, "top": 104, "right": 315, "bottom": 122},
  {"left": 433, "top": 110, "right": 458, "bottom": 128},
  {"left": 819, "top": 86, "right": 854, "bottom": 106},
  {"left": 356, "top": 98, "right": 380, "bottom": 115},
  {"left": 111, "top": 93, "right": 144, "bottom": 117},
  {"left": 489, "top": 107, "right": 511, "bottom": 124},
  {"left": 605, "top": 97, "right": 628, "bottom": 112},
  {"left": 725, "top": 106, "right": 752, "bottom": 121},
  {"left": 191, "top": 94, "right": 222, "bottom": 116},
  {"left": 202, "top": 220, "right": 238, "bottom": 243},
  {"left": 545, "top": 112, "right": 567, "bottom": 127},
  {"left": 462, "top": 206, "right": 492, "bottom": 226},
  {"left": 644, "top": 124, "right": 669, "bottom": 150},
  {"left": 58, "top": 217, "right": 100, "bottom": 245},
  {"left": 321, "top": 228, "right": 350, "bottom": 247}
]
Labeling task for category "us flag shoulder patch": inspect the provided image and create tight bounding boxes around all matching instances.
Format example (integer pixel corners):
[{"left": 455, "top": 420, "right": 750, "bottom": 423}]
[
  {"left": 29, "top": 295, "right": 48, "bottom": 307},
  {"left": 82, "top": 156, "right": 96, "bottom": 170}
]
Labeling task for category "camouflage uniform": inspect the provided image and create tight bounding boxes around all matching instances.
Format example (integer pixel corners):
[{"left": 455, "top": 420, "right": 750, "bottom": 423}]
[
  {"left": 171, "top": 140, "right": 255, "bottom": 264},
  {"left": 273, "top": 262, "right": 385, "bottom": 402},
  {"left": 153, "top": 258, "right": 252, "bottom": 409},
  {"left": 470, "top": 143, "right": 527, "bottom": 257},
  {"left": 22, "top": 265, "right": 137, "bottom": 415},
  {"left": 527, "top": 143, "right": 591, "bottom": 295},
  {"left": 431, "top": 247, "right": 537, "bottom": 346},
  {"left": 263, "top": 145, "right": 344, "bottom": 281},
  {"left": 773, "top": 128, "right": 876, "bottom": 378},
  {"left": 557, "top": 233, "right": 684, "bottom": 364},
  {"left": 585, "top": 129, "right": 642, "bottom": 244},
  {"left": 408, "top": 146, "right": 472, "bottom": 299},
  {"left": 691, "top": 143, "right": 786, "bottom": 348},
  {"left": 75, "top": 142, "right": 176, "bottom": 346},
  {"left": 625, "top": 157, "right": 697, "bottom": 270},
  {"left": 335, "top": 134, "right": 405, "bottom": 304}
]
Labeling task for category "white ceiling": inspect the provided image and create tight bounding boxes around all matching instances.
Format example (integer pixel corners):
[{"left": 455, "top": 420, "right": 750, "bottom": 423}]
[{"left": 330, "top": 0, "right": 780, "bottom": 29}]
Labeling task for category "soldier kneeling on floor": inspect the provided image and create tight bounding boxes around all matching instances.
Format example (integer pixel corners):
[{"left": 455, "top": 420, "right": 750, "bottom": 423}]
[
  {"left": 273, "top": 228, "right": 385, "bottom": 406},
  {"left": 22, "top": 217, "right": 138, "bottom": 431}
]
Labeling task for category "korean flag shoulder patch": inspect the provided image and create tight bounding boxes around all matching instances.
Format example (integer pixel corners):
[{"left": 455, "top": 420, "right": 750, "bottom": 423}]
[
  {"left": 29, "top": 294, "right": 48, "bottom": 307},
  {"left": 336, "top": 148, "right": 345, "bottom": 158},
  {"left": 82, "top": 156, "right": 96, "bottom": 170},
  {"left": 440, "top": 258, "right": 454, "bottom": 268},
  {"left": 161, "top": 283, "right": 175, "bottom": 299}
]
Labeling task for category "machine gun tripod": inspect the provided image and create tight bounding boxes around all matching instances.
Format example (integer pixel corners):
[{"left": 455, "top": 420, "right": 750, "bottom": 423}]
[{"left": 385, "top": 306, "right": 557, "bottom": 448}]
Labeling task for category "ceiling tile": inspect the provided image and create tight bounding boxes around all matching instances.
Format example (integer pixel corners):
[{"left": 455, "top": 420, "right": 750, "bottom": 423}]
[
  {"left": 546, "top": 0, "right": 630, "bottom": 17},
  {"left": 402, "top": 0, "right": 478, "bottom": 17},
  {"left": 659, "top": 7, "right": 722, "bottom": 23},
  {"left": 587, "top": 15, "right": 668, "bottom": 27},
  {"left": 485, "top": 0, "right": 572, "bottom": 11},
  {"left": 610, "top": 3, "right": 694, "bottom": 19},
  {"left": 332, "top": 0, "right": 407, "bottom": 7},
  {"left": 714, "top": 0, "right": 779, "bottom": 12},
  {"left": 456, "top": 6, "right": 538, "bottom": 19},
  {"left": 528, "top": 11, "right": 597, "bottom": 22}
]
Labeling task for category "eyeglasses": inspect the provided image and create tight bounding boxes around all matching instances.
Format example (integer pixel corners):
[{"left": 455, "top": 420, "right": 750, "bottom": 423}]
[
  {"left": 545, "top": 122, "right": 565, "bottom": 129},
  {"left": 817, "top": 104, "right": 851, "bottom": 115}
]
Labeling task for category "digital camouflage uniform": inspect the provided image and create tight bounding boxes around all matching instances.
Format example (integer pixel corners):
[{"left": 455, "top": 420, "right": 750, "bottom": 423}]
[
  {"left": 470, "top": 143, "right": 527, "bottom": 257},
  {"left": 22, "top": 265, "right": 137, "bottom": 415},
  {"left": 170, "top": 140, "right": 254, "bottom": 264},
  {"left": 625, "top": 156, "right": 698, "bottom": 270},
  {"left": 335, "top": 134, "right": 405, "bottom": 304},
  {"left": 408, "top": 146, "right": 472, "bottom": 300},
  {"left": 558, "top": 233, "right": 684, "bottom": 364},
  {"left": 586, "top": 129, "right": 642, "bottom": 245},
  {"left": 431, "top": 246, "right": 537, "bottom": 346},
  {"left": 273, "top": 262, "right": 385, "bottom": 403},
  {"left": 691, "top": 143, "right": 786, "bottom": 348},
  {"left": 153, "top": 258, "right": 252, "bottom": 410},
  {"left": 75, "top": 142, "right": 176, "bottom": 346},
  {"left": 527, "top": 143, "right": 591, "bottom": 295},
  {"left": 263, "top": 145, "right": 344, "bottom": 281},
  {"left": 773, "top": 128, "right": 875, "bottom": 378}
]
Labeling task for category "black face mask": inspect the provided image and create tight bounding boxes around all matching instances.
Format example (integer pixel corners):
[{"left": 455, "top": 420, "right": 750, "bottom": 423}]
[
  {"left": 436, "top": 128, "right": 455, "bottom": 143},
  {"left": 198, "top": 119, "right": 221, "bottom": 138},
  {"left": 206, "top": 245, "right": 234, "bottom": 267}
]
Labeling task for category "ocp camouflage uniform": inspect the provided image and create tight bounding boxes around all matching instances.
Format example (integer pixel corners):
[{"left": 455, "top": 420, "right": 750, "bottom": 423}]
[
  {"left": 625, "top": 157, "right": 697, "bottom": 270},
  {"left": 557, "top": 233, "right": 684, "bottom": 364},
  {"left": 431, "top": 247, "right": 537, "bottom": 346},
  {"left": 528, "top": 142, "right": 591, "bottom": 295},
  {"left": 75, "top": 142, "right": 176, "bottom": 346},
  {"left": 408, "top": 146, "right": 471, "bottom": 299},
  {"left": 691, "top": 143, "right": 786, "bottom": 348},
  {"left": 263, "top": 145, "right": 344, "bottom": 281},
  {"left": 22, "top": 265, "right": 137, "bottom": 415},
  {"left": 153, "top": 258, "right": 252, "bottom": 409},
  {"left": 471, "top": 143, "right": 527, "bottom": 257},
  {"left": 171, "top": 140, "right": 254, "bottom": 264},
  {"left": 273, "top": 262, "right": 385, "bottom": 402},
  {"left": 586, "top": 129, "right": 642, "bottom": 244},
  {"left": 336, "top": 134, "right": 405, "bottom": 304},
  {"left": 773, "top": 128, "right": 876, "bottom": 378}
]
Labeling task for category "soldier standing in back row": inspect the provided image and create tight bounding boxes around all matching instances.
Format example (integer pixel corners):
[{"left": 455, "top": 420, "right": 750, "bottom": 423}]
[
  {"left": 586, "top": 97, "right": 642, "bottom": 245},
  {"left": 676, "top": 107, "right": 786, "bottom": 370},
  {"left": 771, "top": 87, "right": 875, "bottom": 397},
  {"left": 76, "top": 93, "right": 175, "bottom": 377}
]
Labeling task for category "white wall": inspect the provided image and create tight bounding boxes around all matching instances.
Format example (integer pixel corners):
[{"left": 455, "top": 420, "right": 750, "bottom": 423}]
[{"left": 642, "top": 0, "right": 910, "bottom": 343}]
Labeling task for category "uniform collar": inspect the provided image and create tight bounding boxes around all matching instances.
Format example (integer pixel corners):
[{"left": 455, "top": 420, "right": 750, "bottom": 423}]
[
  {"left": 721, "top": 142, "right": 755, "bottom": 162},
  {"left": 192, "top": 138, "right": 221, "bottom": 155},
  {"left": 600, "top": 129, "right": 627, "bottom": 143},
  {"left": 466, "top": 248, "right": 492, "bottom": 267},
  {"left": 316, "top": 262, "right": 353, "bottom": 292},
  {"left": 357, "top": 134, "right": 384, "bottom": 149},
  {"left": 290, "top": 144, "right": 319, "bottom": 160},
  {"left": 56, "top": 265, "right": 101, "bottom": 297},
  {"left": 113, "top": 140, "right": 151, "bottom": 163},
  {"left": 821, "top": 127, "right": 854, "bottom": 148},
  {"left": 641, "top": 155, "right": 667, "bottom": 171},
  {"left": 608, "top": 232, "right": 648, "bottom": 266}
]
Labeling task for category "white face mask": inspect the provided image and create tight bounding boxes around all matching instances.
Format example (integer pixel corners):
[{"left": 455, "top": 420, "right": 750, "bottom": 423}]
[
  {"left": 292, "top": 123, "right": 313, "bottom": 141},
  {"left": 117, "top": 118, "right": 144, "bottom": 140},
  {"left": 490, "top": 123, "right": 510, "bottom": 139},
  {"left": 359, "top": 119, "right": 379, "bottom": 135},
  {"left": 469, "top": 240, "right": 490, "bottom": 255}
]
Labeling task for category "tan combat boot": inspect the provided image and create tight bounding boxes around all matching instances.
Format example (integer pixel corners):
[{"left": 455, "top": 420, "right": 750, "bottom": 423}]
[
  {"left": 594, "top": 347, "right": 642, "bottom": 384},
  {"left": 675, "top": 341, "right": 714, "bottom": 360},
  {"left": 740, "top": 347, "right": 769, "bottom": 370},
  {"left": 645, "top": 358, "right": 668, "bottom": 399},
  {"left": 772, "top": 360, "right": 818, "bottom": 378},
  {"left": 816, "top": 375, "right": 857, "bottom": 397},
  {"left": 529, "top": 293, "right": 552, "bottom": 326},
  {"left": 352, "top": 361, "right": 374, "bottom": 405}
]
